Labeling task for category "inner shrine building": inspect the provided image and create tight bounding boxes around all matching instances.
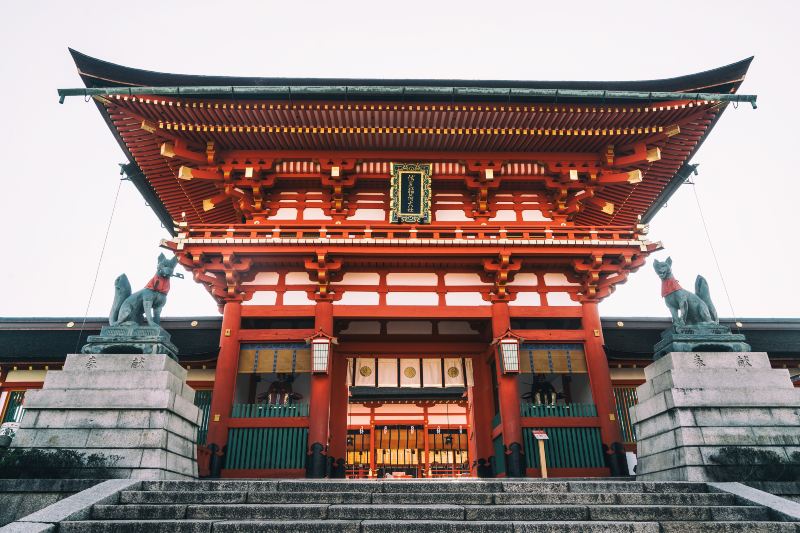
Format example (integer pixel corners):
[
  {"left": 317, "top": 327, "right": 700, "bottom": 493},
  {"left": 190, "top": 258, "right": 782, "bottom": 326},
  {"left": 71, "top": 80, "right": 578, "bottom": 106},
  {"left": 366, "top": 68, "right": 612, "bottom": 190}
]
[{"left": 64, "top": 50, "right": 754, "bottom": 479}]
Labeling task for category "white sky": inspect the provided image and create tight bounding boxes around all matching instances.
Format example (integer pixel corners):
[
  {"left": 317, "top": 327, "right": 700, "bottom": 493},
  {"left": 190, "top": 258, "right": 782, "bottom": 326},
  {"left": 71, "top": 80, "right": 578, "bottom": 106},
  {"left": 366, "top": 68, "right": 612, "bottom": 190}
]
[{"left": 1, "top": 1, "right": 797, "bottom": 321}]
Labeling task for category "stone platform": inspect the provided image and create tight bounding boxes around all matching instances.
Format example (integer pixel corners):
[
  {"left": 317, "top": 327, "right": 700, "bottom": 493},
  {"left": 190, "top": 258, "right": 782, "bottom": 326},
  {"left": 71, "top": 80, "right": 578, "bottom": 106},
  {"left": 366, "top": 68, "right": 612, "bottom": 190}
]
[
  {"left": 631, "top": 352, "right": 800, "bottom": 482},
  {"left": 12, "top": 354, "right": 200, "bottom": 480},
  {"left": 4, "top": 479, "right": 799, "bottom": 532}
]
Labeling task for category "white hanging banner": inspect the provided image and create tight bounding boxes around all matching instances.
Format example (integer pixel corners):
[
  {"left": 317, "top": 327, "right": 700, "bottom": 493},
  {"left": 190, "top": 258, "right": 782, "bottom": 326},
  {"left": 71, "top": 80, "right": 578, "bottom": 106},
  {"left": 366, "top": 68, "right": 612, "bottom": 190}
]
[
  {"left": 399, "top": 358, "right": 421, "bottom": 388},
  {"left": 347, "top": 358, "right": 354, "bottom": 387},
  {"left": 464, "top": 358, "right": 474, "bottom": 387},
  {"left": 444, "top": 358, "right": 465, "bottom": 387},
  {"left": 354, "top": 358, "right": 375, "bottom": 387},
  {"left": 378, "top": 358, "right": 398, "bottom": 387},
  {"left": 423, "top": 358, "right": 443, "bottom": 387}
]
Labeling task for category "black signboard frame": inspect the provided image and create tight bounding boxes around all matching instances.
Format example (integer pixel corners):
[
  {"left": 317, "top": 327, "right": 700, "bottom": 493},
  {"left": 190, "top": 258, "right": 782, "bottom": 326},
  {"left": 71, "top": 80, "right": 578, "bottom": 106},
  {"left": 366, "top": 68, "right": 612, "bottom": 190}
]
[{"left": 389, "top": 163, "right": 432, "bottom": 224}]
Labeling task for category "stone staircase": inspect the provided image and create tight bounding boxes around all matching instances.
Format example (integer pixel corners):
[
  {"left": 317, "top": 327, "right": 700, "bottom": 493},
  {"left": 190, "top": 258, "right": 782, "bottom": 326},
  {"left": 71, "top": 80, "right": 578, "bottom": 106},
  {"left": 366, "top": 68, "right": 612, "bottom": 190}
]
[{"left": 60, "top": 479, "right": 798, "bottom": 532}]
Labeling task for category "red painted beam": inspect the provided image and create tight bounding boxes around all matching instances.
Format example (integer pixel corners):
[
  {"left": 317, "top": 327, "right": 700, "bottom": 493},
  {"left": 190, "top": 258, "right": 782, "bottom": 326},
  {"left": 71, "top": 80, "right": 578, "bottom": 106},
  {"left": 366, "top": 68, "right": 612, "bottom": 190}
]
[
  {"left": 238, "top": 329, "right": 316, "bottom": 342},
  {"left": 520, "top": 417, "right": 601, "bottom": 428},
  {"left": 227, "top": 417, "right": 309, "bottom": 428}
]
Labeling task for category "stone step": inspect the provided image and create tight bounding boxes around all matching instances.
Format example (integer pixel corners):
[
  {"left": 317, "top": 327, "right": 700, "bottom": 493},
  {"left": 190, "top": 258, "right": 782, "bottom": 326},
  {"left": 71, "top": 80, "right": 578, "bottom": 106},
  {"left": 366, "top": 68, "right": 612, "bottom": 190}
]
[
  {"left": 92, "top": 504, "right": 187, "bottom": 520},
  {"left": 60, "top": 521, "right": 214, "bottom": 533},
  {"left": 140, "top": 480, "right": 278, "bottom": 492},
  {"left": 658, "top": 523, "right": 799, "bottom": 533},
  {"left": 187, "top": 503, "right": 330, "bottom": 520},
  {"left": 247, "top": 491, "right": 373, "bottom": 504},
  {"left": 89, "top": 503, "right": 770, "bottom": 522},
  {"left": 372, "top": 492, "right": 495, "bottom": 504},
  {"left": 60, "top": 521, "right": 799, "bottom": 533},
  {"left": 585, "top": 505, "right": 770, "bottom": 522},
  {"left": 119, "top": 490, "right": 247, "bottom": 504},
  {"left": 493, "top": 492, "right": 738, "bottom": 506},
  {"left": 117, "top": 489, "right": 737, "bottom": 506},
  {"left": 566, "top": 481, "right": 709, "bottom": 493}
]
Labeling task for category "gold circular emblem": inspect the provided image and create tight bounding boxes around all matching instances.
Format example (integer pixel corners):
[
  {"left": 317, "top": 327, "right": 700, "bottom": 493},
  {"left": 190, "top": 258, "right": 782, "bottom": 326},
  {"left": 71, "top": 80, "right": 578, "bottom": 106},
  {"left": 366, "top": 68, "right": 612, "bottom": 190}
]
[
  {"left": 447, "top": 366, "right": 460, "bottom": 378},
  {"left": 359, "top": 366, "right": 372, "bottom": 377},
  {"left": 404, "top": 367, "right": 417, "bottom": 379}
]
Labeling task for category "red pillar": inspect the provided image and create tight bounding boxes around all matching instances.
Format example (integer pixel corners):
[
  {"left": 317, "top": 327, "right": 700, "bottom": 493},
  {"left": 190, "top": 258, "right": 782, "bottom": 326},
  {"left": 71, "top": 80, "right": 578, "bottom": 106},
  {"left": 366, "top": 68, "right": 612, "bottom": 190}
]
[
  {"left": 582, "top": 301, "right": 623, "bottom": 446},
  {"left": 307, "top": 300, "right": 333, "bottom": 478},
  {"left": 469, "top": 357, "right": 495, "bottom": 477},
  {"left": 327, "top": 351, "right": 349, "bottom": 477},
  {"left": 491, "top": 301, "right": 525, "bottom": 477},
  {"left": 206, "top": 300, "right": 242, "bottom": 460}
]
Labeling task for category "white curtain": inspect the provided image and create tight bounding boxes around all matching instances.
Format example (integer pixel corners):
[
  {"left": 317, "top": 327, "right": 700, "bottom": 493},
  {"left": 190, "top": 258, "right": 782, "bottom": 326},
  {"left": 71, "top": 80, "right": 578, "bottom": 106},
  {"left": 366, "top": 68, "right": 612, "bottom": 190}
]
[
  {"left": 354, "top": 358, "right": 375, "bottom": 387},
  {"left": 443, "top": 358, "right": 465, "bottom": 387},
  {"left": 399, "top": 358, "right": 421, "bottom": 387}
]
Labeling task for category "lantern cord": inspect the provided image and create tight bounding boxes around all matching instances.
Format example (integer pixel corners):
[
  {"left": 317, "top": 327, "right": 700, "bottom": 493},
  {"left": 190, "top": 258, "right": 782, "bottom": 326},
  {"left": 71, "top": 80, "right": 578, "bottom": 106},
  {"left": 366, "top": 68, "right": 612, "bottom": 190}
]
[
  {"left": 688, "top": 178, "right": 740, "bottom": 330},
  {"left": 74, "top": 178, "right": 124, "bottom": 353}
]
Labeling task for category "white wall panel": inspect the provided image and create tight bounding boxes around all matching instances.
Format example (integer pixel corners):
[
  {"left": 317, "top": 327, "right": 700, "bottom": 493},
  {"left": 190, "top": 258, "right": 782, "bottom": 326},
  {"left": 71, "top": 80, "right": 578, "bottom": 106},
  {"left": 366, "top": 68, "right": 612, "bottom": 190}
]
[
  {"left": 241, "top": 272, "right": 279, "bottom": 286},
  {"left": 507, "top": 273, "right": 539, "bottom": 287},
  {"left": 546, "top": 292, "right": 580, "bottom": 306},
  {"left": 444, "top": 273, "right": 488, "bottom": 286},
  {"left": 386, "top": 292, "right": 438, "bottom": 306},
  {"left": 246, "top": 290, "right": 277, "bottom": 305},
  {"left": 285, "top": 272, "right": 311, "bottom": 285},
  {"left": 509, "top": 292, "right": 541, "bottom": 306},
  {"left": 349, "top": 209, "right": 386, "bottom": 220},
  {"left": 386, "top": 273, "right": 438, "bottom": 286},
  {"left": 337, "top": 291, "right": 379, "bottom": 305},
  {"left": 444, "top": 292, "right": 488, "bottom": 306},
  {"left": 283, "top": 291, "right": 313, "bottom": 305},
  {"left": 269, "top": 207, "right": 298, "bottom": 220},
  {"left": 332, "top": 272, "right": 380, "bottom": 285},
  {"left": 303, "top": 208, "right": 332, "bottom": 220},
  {"left": 544, "top": 273, "right": 578, "bottom": 286}
]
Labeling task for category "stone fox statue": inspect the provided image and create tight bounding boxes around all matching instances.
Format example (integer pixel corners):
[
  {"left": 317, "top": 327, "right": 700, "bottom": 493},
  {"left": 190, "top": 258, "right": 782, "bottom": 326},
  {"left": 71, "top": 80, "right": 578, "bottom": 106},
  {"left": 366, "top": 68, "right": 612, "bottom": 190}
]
[
  {"left": 110, "top": 253, "right": 179, "bottom": 327},
  {"left": 653, "top": 256, "right": 718, "bottom": 326}
]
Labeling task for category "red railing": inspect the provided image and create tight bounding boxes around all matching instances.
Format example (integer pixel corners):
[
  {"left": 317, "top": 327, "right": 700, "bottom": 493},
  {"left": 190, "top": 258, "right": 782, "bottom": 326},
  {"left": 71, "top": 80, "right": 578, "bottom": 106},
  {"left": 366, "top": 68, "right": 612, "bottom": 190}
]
[{"left": 176, "top": 223, "right": 646, "bottom": 244}]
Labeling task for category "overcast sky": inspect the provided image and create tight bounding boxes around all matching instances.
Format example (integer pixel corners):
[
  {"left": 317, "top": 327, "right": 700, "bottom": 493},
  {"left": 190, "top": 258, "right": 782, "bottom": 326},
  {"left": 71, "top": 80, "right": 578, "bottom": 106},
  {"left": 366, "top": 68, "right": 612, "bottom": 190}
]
[{"left": 1, "top": 1, "right": 797, "bottom": 322}]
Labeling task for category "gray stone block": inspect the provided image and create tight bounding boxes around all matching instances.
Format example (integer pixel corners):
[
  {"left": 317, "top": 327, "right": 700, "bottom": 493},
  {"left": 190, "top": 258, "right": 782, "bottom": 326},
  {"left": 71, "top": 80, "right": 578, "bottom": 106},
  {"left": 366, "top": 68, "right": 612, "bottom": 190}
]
[
  {"left": 59, "top": 520, "right": 211, "bottom": 532},
  {"left": 514, "top": 524, "right": 659, "bottom": 533},
  {"left": 330, "top": 504, "right": 465, "bottom": 520},
  {"left": 43, "top": 371, "right": 184, "bottom": 394},
  {"left": 63, "top": 410, "right": 121, "bottom": 429},
  {"left": 373, "top": 492, "right": 493, "bottom": 504},
  {"left": 643, "top": 352, "right": 771, "bottom": 381},
  {"left": 62, "top": 354, "right": 186, "bottom": 378},
  {"left": 23, "top": 389, "right": 174, "bottom": 411},
  {"left": 117, "top": 411, "right": 152, "bottom": 429},
  {"left": 361, "top": 521, "right": 513, "bottom": 533},
  {"left": 464, "top": 505, "right": 588, "bottom": 521},
  {"left": 186, "top": 503, "right": 327, "bottom": 520},
  {"left": 214, "top": 521, "right": 359, "bottom": 533}
]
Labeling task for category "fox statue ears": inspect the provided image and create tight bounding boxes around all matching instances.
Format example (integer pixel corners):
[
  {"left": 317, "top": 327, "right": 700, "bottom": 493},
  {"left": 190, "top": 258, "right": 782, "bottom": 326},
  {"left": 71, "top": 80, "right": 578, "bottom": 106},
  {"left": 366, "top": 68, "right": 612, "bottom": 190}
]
[
  {"left": 157, "top": 253, "right": 179, "bottom": 266},
  {"left": 665, "top": 256, "right": 672, "bottom": 266}
]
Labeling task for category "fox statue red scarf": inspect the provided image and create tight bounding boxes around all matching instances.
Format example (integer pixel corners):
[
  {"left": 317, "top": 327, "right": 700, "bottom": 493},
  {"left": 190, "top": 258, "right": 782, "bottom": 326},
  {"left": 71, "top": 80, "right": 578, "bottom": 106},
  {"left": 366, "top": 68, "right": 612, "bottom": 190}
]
[
  {"left": 145, "top": 275, "right": 171, "bottom": 294},
  {"left": 661, "top": 278, "right": 682, "bottom": 297}
]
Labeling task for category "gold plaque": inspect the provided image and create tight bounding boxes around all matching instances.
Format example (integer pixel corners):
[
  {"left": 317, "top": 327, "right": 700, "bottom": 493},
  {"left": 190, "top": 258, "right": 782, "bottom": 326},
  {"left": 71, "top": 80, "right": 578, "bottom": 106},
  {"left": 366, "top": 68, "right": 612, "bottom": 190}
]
[
  {"left": 404, "top": 367, "right": 417, "bottom": 379},
  {"left": 447, "top": 366, "right": 460, "bottom": 378},
  {"left": 359, "top": 366, "right": 373, "bottom": 377}
]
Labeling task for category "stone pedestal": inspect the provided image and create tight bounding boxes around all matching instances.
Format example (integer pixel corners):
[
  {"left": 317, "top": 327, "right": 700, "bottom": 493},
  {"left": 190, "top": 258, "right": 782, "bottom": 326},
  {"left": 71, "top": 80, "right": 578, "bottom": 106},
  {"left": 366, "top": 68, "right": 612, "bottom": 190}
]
[
  {"left": 631, "top": 352, "right": 800, "bottom": 481},
  {"left": 12, "top": 354, "right": 200, "bottom": 480},
  {"left": 81, "top": 325, "right": 179, "bottom": 361}
]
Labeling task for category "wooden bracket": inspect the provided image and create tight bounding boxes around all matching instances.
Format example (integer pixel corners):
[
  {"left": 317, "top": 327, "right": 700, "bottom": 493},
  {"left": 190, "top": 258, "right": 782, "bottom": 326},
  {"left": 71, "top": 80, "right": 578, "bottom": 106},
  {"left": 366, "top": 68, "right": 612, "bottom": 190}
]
[
  {"left": 483, "top": 253, "right": 522, "bottom": 302},
  {"left": 304, "top": 251, "right": 343, "bottom": 302}
]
